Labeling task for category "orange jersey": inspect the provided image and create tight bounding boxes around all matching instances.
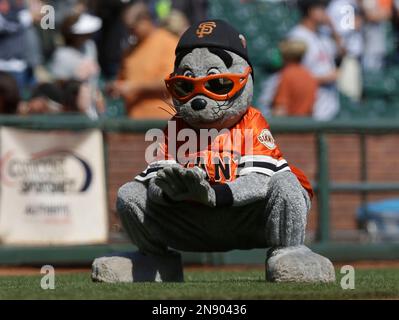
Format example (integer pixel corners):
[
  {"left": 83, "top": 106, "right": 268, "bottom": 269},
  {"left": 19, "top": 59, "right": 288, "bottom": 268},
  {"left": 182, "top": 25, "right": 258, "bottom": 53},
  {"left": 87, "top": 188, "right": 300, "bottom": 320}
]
[{"left": 136, "top": 107, "right": 313, "bottom": 198}]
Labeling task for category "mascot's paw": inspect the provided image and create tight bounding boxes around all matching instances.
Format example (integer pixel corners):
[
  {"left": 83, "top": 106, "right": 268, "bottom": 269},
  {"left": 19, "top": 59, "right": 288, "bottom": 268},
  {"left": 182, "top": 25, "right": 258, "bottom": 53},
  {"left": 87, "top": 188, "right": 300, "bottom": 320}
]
[
  {"left": 155, "top": 165, "right": 215, "bottom": 206},
  {"left": 91, "top": 251, "right": 184, "bottom": 283},
  {"left": 266, "top": 245, "right": 336, "bottom": 283}
]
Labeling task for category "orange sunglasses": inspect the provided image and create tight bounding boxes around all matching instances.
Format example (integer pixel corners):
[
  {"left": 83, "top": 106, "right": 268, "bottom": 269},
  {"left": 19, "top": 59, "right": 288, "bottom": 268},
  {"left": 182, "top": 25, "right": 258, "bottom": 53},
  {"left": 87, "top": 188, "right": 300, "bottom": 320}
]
[{"left": 165, "top": 66, "right": 252, "bottom": 103}]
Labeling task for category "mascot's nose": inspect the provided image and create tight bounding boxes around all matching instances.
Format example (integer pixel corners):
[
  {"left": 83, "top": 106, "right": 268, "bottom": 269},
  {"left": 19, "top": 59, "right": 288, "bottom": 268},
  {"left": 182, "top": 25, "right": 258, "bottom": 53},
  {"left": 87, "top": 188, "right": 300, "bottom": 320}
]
[{"left": 191, "top": 98, "right": 207, "bottom": 111}]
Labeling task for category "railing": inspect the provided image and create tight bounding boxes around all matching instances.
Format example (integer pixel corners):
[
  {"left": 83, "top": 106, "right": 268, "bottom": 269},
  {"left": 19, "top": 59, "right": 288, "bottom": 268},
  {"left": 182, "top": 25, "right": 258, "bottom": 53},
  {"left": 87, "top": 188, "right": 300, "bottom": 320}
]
[
  {"left": 270, "top": 118, "right": 399, "bottom": 245},
  {"left": 0, "top": 115, "right": 398, "bottom": 265}
]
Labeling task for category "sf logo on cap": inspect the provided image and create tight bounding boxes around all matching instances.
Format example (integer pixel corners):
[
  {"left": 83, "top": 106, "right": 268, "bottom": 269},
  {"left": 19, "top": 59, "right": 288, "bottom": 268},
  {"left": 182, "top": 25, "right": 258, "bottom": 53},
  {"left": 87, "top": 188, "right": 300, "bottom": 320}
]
[{"left": 196, "top": 21, "right": 217, "bottom": 38}]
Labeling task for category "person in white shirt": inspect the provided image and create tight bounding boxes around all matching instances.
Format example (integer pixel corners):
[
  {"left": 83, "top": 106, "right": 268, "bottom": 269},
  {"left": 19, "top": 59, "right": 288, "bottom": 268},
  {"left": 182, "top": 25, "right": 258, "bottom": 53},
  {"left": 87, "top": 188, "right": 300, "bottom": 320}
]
[
  {"left": 327, "top": 0, "right": 363, "bottom": 59},
  {"left": 327, "top": 0, "right": 364, "bottom": 101},
  {"left": 361, "top": 0, "right": 392, "bottom": 71},
  {"left": 289, "top": 0, "right": 343, "bottom": 121},
  {"left": 49, "top": 13, "right": 103, "bottom": 119}
]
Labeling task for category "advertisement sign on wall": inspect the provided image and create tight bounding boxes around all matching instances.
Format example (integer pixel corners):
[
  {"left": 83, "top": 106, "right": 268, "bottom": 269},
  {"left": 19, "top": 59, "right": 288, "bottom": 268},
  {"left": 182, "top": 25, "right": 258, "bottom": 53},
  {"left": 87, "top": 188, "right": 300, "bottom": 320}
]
[{"left": 0, "top": 128, "right": 108, "bottom": 245}]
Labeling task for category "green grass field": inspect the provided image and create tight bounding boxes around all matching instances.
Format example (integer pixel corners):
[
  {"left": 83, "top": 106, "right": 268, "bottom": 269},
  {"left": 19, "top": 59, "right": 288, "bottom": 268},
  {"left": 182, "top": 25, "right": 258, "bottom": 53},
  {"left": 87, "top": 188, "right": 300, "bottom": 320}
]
[{"left": 0, "top": 268, "right": 398, "bottom": 300}]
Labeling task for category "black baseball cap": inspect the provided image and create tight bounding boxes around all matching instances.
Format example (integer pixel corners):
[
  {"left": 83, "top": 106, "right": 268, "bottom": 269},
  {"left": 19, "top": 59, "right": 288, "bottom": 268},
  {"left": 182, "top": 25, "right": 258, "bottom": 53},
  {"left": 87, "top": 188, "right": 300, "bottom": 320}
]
[{"left": 175, "top": 19, "right": 254, "bottom": 77}]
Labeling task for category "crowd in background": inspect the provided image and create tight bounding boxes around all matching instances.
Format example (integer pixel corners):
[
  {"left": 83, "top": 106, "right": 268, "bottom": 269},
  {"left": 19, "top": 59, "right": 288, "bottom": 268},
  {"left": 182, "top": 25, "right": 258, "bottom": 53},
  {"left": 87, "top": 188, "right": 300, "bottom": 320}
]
[
  {"left": 0, "top": 0, "right": 399, "bottom": 120},
  {"left": 260, "top": 0, "right": 399, "bottom": 120},
  {"left": 0, "top": 0, "right": 206, "bottom": 118}
]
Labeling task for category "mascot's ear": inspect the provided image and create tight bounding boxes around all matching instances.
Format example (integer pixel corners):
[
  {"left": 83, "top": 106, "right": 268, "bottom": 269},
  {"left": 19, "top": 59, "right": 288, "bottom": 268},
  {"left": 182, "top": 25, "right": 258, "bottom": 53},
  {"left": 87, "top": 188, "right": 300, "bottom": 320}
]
[
  {"left": 208, "top": 48, "right": 233, "bottom": 69},
  {"left": 174, "top": 49, "right": 192, "bottom": 70}
]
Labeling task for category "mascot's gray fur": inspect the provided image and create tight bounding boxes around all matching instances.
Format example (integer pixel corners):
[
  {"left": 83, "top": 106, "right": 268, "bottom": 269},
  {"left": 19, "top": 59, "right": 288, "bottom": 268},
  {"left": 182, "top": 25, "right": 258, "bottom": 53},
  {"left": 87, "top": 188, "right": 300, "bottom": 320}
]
[{"left": 92, "top": 21, "right": 335, "bottom": 283}]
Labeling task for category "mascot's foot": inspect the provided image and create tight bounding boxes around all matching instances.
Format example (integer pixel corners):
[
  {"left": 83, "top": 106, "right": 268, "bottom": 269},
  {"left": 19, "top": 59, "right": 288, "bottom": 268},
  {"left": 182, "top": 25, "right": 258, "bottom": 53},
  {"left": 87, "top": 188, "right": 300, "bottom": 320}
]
[
  {"left": 266, "top": 245, "right": 335, "bottom": 283},
  {"left": 91, "top": 251, "right": 184, "bottom": 283}
]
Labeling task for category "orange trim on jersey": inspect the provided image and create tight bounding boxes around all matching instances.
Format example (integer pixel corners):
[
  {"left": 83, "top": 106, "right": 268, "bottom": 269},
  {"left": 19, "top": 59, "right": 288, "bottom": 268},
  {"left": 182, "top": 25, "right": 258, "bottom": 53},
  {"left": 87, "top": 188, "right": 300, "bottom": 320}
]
[{"left": 290, "top": 165, "right": 314, "bottom": 200}]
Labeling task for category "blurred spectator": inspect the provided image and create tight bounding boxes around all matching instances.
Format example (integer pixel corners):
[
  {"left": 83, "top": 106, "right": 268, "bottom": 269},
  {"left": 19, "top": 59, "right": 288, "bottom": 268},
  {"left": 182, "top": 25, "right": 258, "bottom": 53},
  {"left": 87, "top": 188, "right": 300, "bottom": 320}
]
[
  {"left": 62, "top": 80, "right": 84, "bottom": 113},
  {"left": 145, "top": 0, "right": 208, "bottom": 24},
  {"left": 289, "top": 0, "right": 341, "bottom": 121},
  {"left": 92, "top": 0, "right": 131, "bottom": 79},
  {"left": 327, "top": 0, "right": 364, "bottom": 100},
  {"left": 62, "top": 79, "right": 105, "bottom": 115},
  {"left": 28, "top": 0, "right": 57, "bottom": 82},
  {"left": 18, "top": 82, "right": 63, "bottom": 115},
  {"left": 328, "top": 0, "right": 364, "bottom": 58},
  {"left": 161, "top": 9, "right": 189, "bottom": 36},
  {"left": 46, "top": 0, "right": 84, "bottom": 26},
  {"left": 49, "top": 12, "right": 103, "bottom": 119},
  {"left": 257, "top": 73, "right": 280, "bottom": 117},
  {"left": 33, "top": 0, "right": 93, "bottom": 71},
  {"left": 22, "top": 0, "right": 46, "bottom": 85},
  {"left": 0, "top": 70, "right": 19, "bottom": 114},
  {"left": 18, "top": 80, "right": 105, "bottom": 116},
  {"left": 49, "top": 13, "right": 102, "bottom": 81},
  {"left": 0, "top": 0, "right": 35, "bottom": 90},
  {"left": 171, "top": 0, "right": 208, "bottom": 24},
  {"left": 271, "top": 40, "right": 318, "bottom": 117},
  {"left": 393, "top": 0, "right": 399, "bottom": 62},
  {"left": 107, "top": 2, "right": 178, "bottom": 119},
  {"left": 361, "top": 0, "right": 392, "bottom": 71}
]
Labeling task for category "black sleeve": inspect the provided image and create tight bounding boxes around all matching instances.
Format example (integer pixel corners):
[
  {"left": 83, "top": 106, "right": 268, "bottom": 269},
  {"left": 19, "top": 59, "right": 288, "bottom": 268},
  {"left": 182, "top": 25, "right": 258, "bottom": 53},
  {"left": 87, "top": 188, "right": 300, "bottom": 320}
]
[{"left": 211, "top": 184, "right": 234, "bottom": 207}]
